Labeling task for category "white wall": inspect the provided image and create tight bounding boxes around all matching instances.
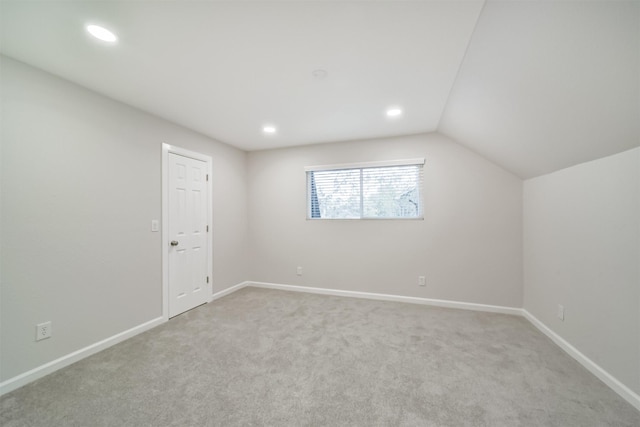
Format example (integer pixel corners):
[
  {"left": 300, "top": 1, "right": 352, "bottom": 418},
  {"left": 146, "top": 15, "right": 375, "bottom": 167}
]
[
  {"left": 0, "top": 56, "right": 248, "bottom": 382},
  {"left": 523, "top": 147, "right": 640, "bottom": 395},
  {"left": 247, "top": 133, "right": 523, "bottom": 307},
  {"left": 5, "top": 49, "right": 635, "bottom": 407}
]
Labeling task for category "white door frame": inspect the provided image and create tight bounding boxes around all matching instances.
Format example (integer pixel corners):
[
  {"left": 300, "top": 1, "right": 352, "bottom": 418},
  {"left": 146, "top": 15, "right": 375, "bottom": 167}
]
[{"left": 162, "top": 143, "right": 213, "bottom": 321}]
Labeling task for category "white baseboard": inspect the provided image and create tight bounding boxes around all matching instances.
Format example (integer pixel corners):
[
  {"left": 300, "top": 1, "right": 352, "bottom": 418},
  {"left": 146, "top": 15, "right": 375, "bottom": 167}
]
[
  {"left": 5, "top": 281, "right": 638, "bottom": 414},
  {"left": 210, "top": 281, "right": 250, "bottom": 302},
  {"left": 522, "top": 310, "right": 640, "bottom": 412},
  {"left": 247, "top": 281, "right": 522, "bottom": 315},
  {"left": 247, "top": 281, "right": 640, "bottom": 411},
  {"left": 1, "top": 280, "right": 252, "bottom": 396},
  {"left": 0, "top": 316, "right": 165, "bottom": 396}
]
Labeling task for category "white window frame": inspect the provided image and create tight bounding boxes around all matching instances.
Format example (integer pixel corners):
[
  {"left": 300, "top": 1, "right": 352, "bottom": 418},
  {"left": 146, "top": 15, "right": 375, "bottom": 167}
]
[{"left": 305, "top": 158, "right": 425, "bottom": 220}]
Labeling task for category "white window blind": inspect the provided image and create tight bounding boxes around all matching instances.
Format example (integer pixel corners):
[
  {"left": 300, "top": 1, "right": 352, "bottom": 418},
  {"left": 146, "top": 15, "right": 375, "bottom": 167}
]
[{"left": 306, "top": 159, "right": 424, "bottom": 219}]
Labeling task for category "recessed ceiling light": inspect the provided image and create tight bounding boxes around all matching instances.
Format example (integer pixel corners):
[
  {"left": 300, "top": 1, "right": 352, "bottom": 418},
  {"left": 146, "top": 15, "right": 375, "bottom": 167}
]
[
  {"left": 386, "top": 108, "right": 403, "bottom": 117},
  {"left": 86, "top": 24, "right": 117, "bottom": 43},
  {"left": 263, "top": 125, "right": 277, "bottom": 134}
]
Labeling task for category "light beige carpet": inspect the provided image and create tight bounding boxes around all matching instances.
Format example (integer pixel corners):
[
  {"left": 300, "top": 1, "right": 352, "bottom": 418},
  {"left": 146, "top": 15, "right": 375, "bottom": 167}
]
[{"left": 2, "top": 287, "right": 639, "bottom": 426}]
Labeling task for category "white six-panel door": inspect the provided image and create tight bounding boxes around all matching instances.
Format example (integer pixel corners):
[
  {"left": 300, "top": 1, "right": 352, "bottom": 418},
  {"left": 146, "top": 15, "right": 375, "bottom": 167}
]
[{"left": 168, "top": 152, "right": 209, "bottom": 318}]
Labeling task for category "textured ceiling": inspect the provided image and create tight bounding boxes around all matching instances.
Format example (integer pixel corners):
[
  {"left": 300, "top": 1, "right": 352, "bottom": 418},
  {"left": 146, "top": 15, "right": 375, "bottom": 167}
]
[{"left": 1, "top": 1, "right": 638, "bottom": 178}]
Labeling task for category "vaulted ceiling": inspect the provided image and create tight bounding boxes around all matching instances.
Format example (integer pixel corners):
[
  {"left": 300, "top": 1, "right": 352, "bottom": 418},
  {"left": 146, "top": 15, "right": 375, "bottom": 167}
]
[{"left": 1, "top": 1, "right": 638, "bottom": 178}]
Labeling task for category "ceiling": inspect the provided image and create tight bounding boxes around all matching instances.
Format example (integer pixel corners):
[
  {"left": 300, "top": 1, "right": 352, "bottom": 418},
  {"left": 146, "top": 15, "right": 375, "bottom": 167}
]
[{"left": 1, "top": 0, "right": 638, "bottom": 178}]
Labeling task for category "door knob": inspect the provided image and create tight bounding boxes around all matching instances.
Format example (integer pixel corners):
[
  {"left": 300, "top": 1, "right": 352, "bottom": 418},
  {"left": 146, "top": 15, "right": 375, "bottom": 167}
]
[{"left": 170, "top": 240, "right": 179, "bottom": 246}]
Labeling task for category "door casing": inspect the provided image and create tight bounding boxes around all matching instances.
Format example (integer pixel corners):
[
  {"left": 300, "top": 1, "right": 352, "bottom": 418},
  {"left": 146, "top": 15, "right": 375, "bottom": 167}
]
[{"left": 162, "top": 143, "right": 213, "bottom": 321}]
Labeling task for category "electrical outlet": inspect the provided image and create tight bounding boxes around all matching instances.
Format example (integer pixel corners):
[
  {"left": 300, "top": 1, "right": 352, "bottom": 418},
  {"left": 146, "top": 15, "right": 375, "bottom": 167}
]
[
  {"left": 36, "top": 321, "right": 52, "bottom": 341},
  {"left": 296, "top": 266, "right": 303, "bottom": 276},
  {"left": 557, "top": 304, "right": 565, "bottom": 321},
  {"left": 418, "top": 276, "right": 426, "bottom": 286}
]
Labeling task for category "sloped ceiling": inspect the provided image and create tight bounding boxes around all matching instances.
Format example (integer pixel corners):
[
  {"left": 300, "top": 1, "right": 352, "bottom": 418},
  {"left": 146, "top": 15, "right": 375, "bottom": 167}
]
[
  {"left": 1, "top": 1, "right": 638, "bottom": 178},
  {"left": 440, "top": 1, "right": 640, "bottom": 178}
]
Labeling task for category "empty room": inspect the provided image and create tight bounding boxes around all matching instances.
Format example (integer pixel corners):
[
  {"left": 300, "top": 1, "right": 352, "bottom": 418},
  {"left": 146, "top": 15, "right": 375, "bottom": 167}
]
[{"left": 1, "top": 0, "right": 639, "bottom": 425}]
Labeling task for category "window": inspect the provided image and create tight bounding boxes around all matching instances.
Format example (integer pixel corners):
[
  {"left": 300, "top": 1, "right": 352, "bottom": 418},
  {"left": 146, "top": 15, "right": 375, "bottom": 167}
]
[{"left": 306, "top": 158, "right": 424, "bottom": 219}]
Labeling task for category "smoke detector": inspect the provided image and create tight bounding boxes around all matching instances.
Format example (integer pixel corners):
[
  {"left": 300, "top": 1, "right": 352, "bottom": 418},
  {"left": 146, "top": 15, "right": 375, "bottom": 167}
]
[{"left": 312, "top": 69, "right": 328, "bottom": 80}]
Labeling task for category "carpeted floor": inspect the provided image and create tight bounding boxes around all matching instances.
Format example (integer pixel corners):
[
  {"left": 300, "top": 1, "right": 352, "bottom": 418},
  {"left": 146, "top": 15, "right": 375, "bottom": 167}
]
[{"left": 1, "top": 287, "right": 639, "bottom": 426}]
